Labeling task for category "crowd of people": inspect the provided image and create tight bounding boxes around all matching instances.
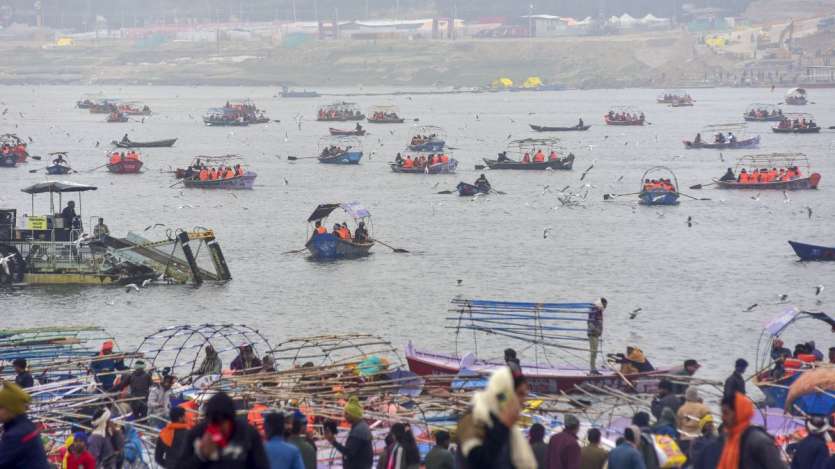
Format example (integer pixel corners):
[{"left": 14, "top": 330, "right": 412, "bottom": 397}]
[
  {"left": 108, "top": 151, "right": 141, "bottom": 165},
  {"left": 747, "top": 108, "right": 783, "bottom": 119},
  {"left": 718, "top": 166, "right": 803, "bottom": 184},
  {"left": 641, "top": 178, "right": 677, "bottom": 193},
  {"left": 320, "top": 145, "right": 353, "bottom": 159},
  {"left": 394, "top": 153, "right": 450, "bottom": 169},
  {"left": 183, "top": 160, "right": 246, "bottom": 181},
  {"left": 606, "top": 110, "right": 645, "bottom": 123},
  {"left": 370, "top": 111, "right": 401, "bottom": 122},
  {"left": 312, "top": 220, "right": 369, "bottom": 242},
  {"left": 318, "top": 107, "right": 364, "bottom": 121},
  {"left": 410, "top": 133, "right": 440, "bottom": 146},
  {"left": 775, "top": 117, "right": 818, "bottom": 130}
]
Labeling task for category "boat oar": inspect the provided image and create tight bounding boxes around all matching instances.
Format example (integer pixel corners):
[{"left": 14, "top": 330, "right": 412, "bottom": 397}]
[
  {"left": 689, "top": 182, "right": 715, "bottom": 190},
  {"left": 287, "top": 156, "right": 319, "bottom": 161},
  {"left": 374, "top": 239, "right": 409, "bottom": 253},
  {"left": 281, "top": 247, "right": 307, "bottom": 255},
  {"left": 490, "top": 189, "right": 506, "bottom": 195},
  {"left": 436, "top": 190, "right": 454, "bottom": 194},
  {"left": 30, "top": 155, "right": 42, "bottom": 161},
  {"left": 86, "top": 163, "right": 110, "bottom": 173},
  {"left": 602, "top": 192, "right": 640, "bottom": 200},
  {"left": 676, "top": 192, "right": 710, "bottom": 201},
  {"left": 169, "top": 179, "right": 184, "bottom": 188}
]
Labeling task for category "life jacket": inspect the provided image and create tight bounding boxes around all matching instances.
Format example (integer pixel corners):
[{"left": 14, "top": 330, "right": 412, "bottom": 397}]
[
  {"left": 403, "top": 158, "right": 414, "bottom": 168},
  {"left": 199, "top": 169, "right": 209, "bottom": 181},
  {"left": 340, "top": 227, "right": 351, "bottom": 239},
  {"left": 549, "top": 151, "right": 558, "bottom": 160},
  {"left": 534, "top": 151, "right": 545, "bottom": 162},
  {"left": 522, "top": 153, "right": 530, "bottom": 163},
  {"left": 441, "top": 154, "right": 449, "bottom": 163},
  {"left": 316, "top": 226, "right": 327, "bottom": 234},
  {"left": 225, "top": 169, "right": 235, "bottom": 179},
  {"left": 739, "top": 172, "right": 749, "bottom": 183},
  {"left": 796, "top": 353, "right": 816, "bottom": 363}
]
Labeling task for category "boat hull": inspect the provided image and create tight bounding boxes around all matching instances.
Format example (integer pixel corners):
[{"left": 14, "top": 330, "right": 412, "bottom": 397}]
[
  {"left": 305, "top": 233, "right": 374, "bottom": 259},
  {"left": 183, "top": 172, "right": 257, "bottom": 189},
  {"left": 203, "top": 119, "right": 249, "bottom": 126},
  {"left": 639, "top": 190, "right": 680, "bottom": 206},
  {"left": 483, "top": 154, "right": 574, "bottom": 171},
  {"left": 46, "top": 165, "right": 71, "bottom": 175},
  {"left": 319, "top": 151, "right": 363, "bottom": 165},
  {"left": 788, "top": 240, "right": 835, "bottom": 261},
  {"left": 771, "top": 127, "right": 820, "bottom": 134},
  {"left": 107, "top": 160, "right": 144, "bottom": 174},
  {"left": 714, "top": 173, "right": 820, "bottom": 190},
  {"left": 391, "top": 160, "right": 458, "bottom": 174},
  {"left": 683, "top": 136, "right": 760, "bottom": 149},
  {"left": 604, "top": 117, "right": 644, "bottom": 126},
  {"left": 280, "top": 91, "right": 320, "bottom": 98},
  {"left": 530, "top": 124, "right": 591, "bottom": 132},
  {"left": 405, "top": 344, "right": 672, "bottom": 394},
  {"left": 329, "top": 128, "right": 366, "bottom": 136},
  {"left": 368, "top": 118, "right": 405, "bottom": 124},
  {"left": 113, "top": 138, "right": 177, "bottom": 148},
  {"left": 457, "top": 182, "right": 490, "bottom": 196}
]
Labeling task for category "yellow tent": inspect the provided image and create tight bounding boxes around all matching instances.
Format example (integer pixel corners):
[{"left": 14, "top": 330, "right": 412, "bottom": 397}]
[
  {"left": 522, "top": 76, "right": 543, "bottom": 89},
  {"left": 705, "top": 36, "right": 726, "bottom": 48},
  {"left": 492, "top": 77, "right": 513, "bottom": 89},
  {"left": 56, "top": 37, "right": 74, "bottom": 47}
]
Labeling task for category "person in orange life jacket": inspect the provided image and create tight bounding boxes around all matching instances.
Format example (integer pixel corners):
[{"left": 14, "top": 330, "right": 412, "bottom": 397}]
[{"left": 314, "top": 221, "right": 327, "bottom": 235}]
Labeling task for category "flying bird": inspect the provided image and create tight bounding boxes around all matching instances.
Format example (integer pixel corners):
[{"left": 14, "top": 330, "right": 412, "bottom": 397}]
[
  {"left": 579, "top": 164, "right": 594, "bottom": 181},
  {"left": 629, "top": 308, "right": 642, "bottom": 319},
  {"left": 686, "top": 216, "right": 692, "bottom": 228},
  {"left": 744, "top": 303, "right": 758, "bottom": 312},
  {"left": 815, "top": 285, "right": 824, "bottom": 296},
  {"left": 778, "top": 293, "right": 788, "bottom": 302},
  {"left": 283, "top": 177, "right": 289, "bottom": 185},
  {"left": 543, "top": 227, "right": 552, "bottom": 239},
  {"left": 457, "top": 279, "right": 463, "bottom": 285}
]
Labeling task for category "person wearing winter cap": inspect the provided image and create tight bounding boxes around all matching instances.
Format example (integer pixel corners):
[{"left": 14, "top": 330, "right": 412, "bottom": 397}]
[
  {"left": 0, "top": 382, "right": 50, "bottom": 468},
  {"left": 325, "top": 396, "right": 373, "bottom": 469}
]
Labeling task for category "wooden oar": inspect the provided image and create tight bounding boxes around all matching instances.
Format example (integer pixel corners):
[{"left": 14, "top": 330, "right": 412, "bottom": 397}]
[
  {"left": 602, "top": 192, "right": 641, "bottom": 200},
  {"left": 86, "top": 163, "right": 110, "bottom": 173},
  {"left": 436, "top": 190, "right": 454, "bottom": 194},
  {"left": 676, "top": 192, "right": 710, "bottom": 201},
  {"left": 287, "top": 155, "right": 319, "bottom": 161},
  {"left": 374, "top": 239, "right": 409, "bottom": 253},
  {"left": 30, "top": 155, "right": 42, "bottom": 161},
  {"left": 281, "top": 247, "right": 307, "bottom": 255},
  {"left": 689, "top": 182, "right": 715, "bottom": 190},
  {"left": 168, "top": 179, "right": 184, "bottom": 188}
]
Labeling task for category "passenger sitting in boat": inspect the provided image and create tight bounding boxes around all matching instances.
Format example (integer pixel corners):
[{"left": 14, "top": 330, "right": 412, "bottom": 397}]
[
  {"left": 235, "top": 164, "right": 245, "bottom": 177},
  {"left": 474, "top": 173, "right": 490, "bottom": 190},
  {"left": 332, "top": 223, "right": 343, "bottom": 238},
  {"left": 720, "top": 168, "right": 736, "bottom": 182},
  {"left": 354, "top": 221, "right": 368, "bottom": 241},
  {"left": 548, "top": 150, "right": 559, "bottom": 161},
  {"left": 714, "top": 133, "right": 725, "bottom": 143},
  {"left": 693, "top": 133, "right": 702, "bottom": 144},
  {"left": 121, "top": 133, "right": 129, "bottom": 143},
  {"left": 728, "top": 132, "right": 736, "bottom": 143},
  {"left": 607, "top": 111, "right": 615, "bottom": 120},
  {"left": 356, "top": 122, "right": 363, "bottom": 131},
  {"left": 639, "top": 112, "right": 645, "bottom": 121},
  {"left": 110, "top": 152, "right": 121, "bottom": 165},
  {"left": 395, "top": 153, "right": 403, "bottom": 165},
  {"left": 313, "top": 221, "right": 327, "bottom": 235},
  {"left": 225, "top": 167, "right": 235, "bottom": 179},
  {"left": 497, "top": 151, "right": 509, "bottom": 162},
  {"left": 402, "top": 156, "right": 414, "bottom": 168},
  {"left": 613, "top": 346, "right": 654, "bottom": 374},
  {"left": 340, "top": 223, "right": 351, "bottom": 240},
  {"left": 533, "top": 149, "right": 545, "bottom": 162},
  {"left": 199, "top": 168, "right": 209, "bottom": 181},
  {"left": 521, "top": 152, "right": 531, "bottom": 164}
]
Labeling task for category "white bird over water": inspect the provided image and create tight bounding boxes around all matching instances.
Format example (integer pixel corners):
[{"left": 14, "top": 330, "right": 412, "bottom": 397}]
[{"left": 125, "top": 284, "right": 140, "bottom": 293}]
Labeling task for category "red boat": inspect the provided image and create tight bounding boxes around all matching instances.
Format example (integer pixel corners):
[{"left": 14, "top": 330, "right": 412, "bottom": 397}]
[
  {"left": 405, "top": 342, "right": 672, "bottom": 394},
  {"left": 106, "top": 151, "right": 143, "bottom": 174}
]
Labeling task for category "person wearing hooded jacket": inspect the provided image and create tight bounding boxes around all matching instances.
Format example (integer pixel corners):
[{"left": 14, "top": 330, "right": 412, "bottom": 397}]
[
  {"left": 716, "top": 392, "right": 786, "bottom": 469},
  {"left": 87, "top": 407, "right": 116, "bottom": 469},
  {"left": 456, "top": 366, "right": 537, "bottom": 469},
  {"left": 630, "top": 412, "right": 659, "bottom": 469}
]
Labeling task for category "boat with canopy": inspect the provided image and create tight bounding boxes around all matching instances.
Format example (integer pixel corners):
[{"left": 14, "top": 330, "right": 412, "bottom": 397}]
[
  {"left": 318, "top": 136, "right": 363, "bottom": 164},
  {"left": 408, "top": 125, "right": 446, "bottom": 152},
  {"left": 406, "top": 298, "right": 673, "bottom": 394},
  {"left": 203, "top": 107, "right": 249, "bottom": 126},
  {"left": 305, "top": 202, "right": 374, "bottom": 259},
  {"left": 713, "top": 153, "right": 821, "bottom": 190},
  {"left": 638, "top": 166, "right": 679, "bottom": 206},
  {"left": 744, "top": 103, "right": 784, "bottom": 122},
  {"left": 390, "top": 151, "right": 458, "bottom": 174},
  {"left": 771, "top": 113, "right": 820, "bottom": 133},
  {"left": 483, "top": 138, "right": 574, "bottom": 170},
  {"left": 753, "top": 307, "right": 834, "bottom": 415},
  {"left": 785, "top": 88, "right": 808, "bottom": 105},
  {"left": 368, "top": 105, "right": 405, "bottom": 124},
  {"left": 317, "top": 102, "right": 365, "bottom": 121},
  {"left": 603, "top": 106, "right": 645, "bottom": 126},
  {"left": 179, "top": 155, "right": 257, "bottom": 189},
  {"left": 683, "top": 123, "right": 760, "bottom": 149}
]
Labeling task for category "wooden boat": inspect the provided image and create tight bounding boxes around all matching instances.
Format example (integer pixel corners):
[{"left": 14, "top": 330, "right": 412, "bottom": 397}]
[
  {"left": 484, "top": 155, "right": 574, "bottom": 170},
  {"left": 279, "top": 88, "right": 320, "bottom": 98},
  {"left": 657, "top": 90, "right": 692, "bottom": 104},
  {"left": 638, "top": 167, "right": 680, "bottom": 206},
  {"left": 319, "top": 151, "right": 363, "bottom": 165},
  {"left": 318, "top": 136, "right": 363, "bottom": 165},
  {"left": 771, "top": 113, "right": 820, "bottom": 134},
  {"left": 529, "top": 124, "right": 591, "bottom": 132},
  {"left": 368, "top": 116, "right": 405, "bottom": 124},
  {"left": 46, "top": 164, "right": 72, "bottom": 175},
  {"left": 317, "top": 102, "right": 365, "bottom": 122},
  {"left": 390, "top": 159, "right": 458, "bottom": 174},
  {"left": 329, "top": 128, "right": 366, "bottom": 136},
  {"left": 714, "top": 153, "right": 821, "bottom": 191},
  {"left": 788, "top": 241, "right": 835, "bottom": 261},
  {"left": 408, "top": 126, "right": 446, "bottom": 151},
  {"left": 772, "top": 125, "right": 820, "bottom": 134},
  {"left": 368, "top": 105, "right": 405, "bottom": 124},
  {"left": 304, "top": 202, "right": 374, "bottom": 260},
  {"left": 203, "top": 107, "right": 248, "bottom": 126},
  {"left": 106, "top": 153, "right": 143, "bottom": 174},
  {"left": 785, "top": 88, "right": 808, "bottom": 106},
  {"left": 457, "top": 182, "right": 490, "bottom": 196},
  {"left": 604, "top": 115, "right": 644, "bottom": 126},
  {"left": 604, "top": 107, "right": 645, "bottom": 126},
  {"left": 744, "top": 103, "right": 784, "bottom": 122},
  {"left": 183, "top": 173, "right": 256, "bottom": 189},
  {"left": 112, "top": 137, "right": 177, "bottom": 148},
  {"left": 118, "top": 103, "right": 152, "bottom": 116},
  {"left": 683, "top": 135, "right": 760, "bottom": 149}
]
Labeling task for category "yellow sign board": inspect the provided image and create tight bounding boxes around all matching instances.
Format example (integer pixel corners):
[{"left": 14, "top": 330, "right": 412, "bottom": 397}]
[{"left": 26, "top": 216, "right": 47, "bottom": 230}]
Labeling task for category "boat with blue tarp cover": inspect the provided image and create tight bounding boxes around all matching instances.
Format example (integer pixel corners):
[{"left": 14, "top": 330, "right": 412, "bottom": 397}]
[
  {"left": 754, "top": 308, "right": 835, "bottom": 415},
  {"left": 408, "top": 125, "right": 446, "bottom": 152},
  {"left": 406, "top": 298, "right": 674, "bottom": 394},
  {"left": 788, "top": 241, "right": 835, "bottom": 261},
  {"left": 638, "top": 166, "right": 680, "bottom": 206},
  {"left": 305, "top": 202, "right": 374, "bottom": 259}
]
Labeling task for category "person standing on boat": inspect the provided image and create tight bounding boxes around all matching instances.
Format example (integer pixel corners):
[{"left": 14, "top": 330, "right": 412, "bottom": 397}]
[
  {"left": 12, "top": 358, "right": 34, "bottom": 388},
  {"left": 722, "top": 358, "right": 747, "bottom": 399},
  {"left": 61, "top": 200, "right": 78, "bottom": 230},
  {"left": 719, "top": 168, "right": 736, "bottom": 182},
  {"left": 587, "top": 298, "right": 607, "bottom": 375}
]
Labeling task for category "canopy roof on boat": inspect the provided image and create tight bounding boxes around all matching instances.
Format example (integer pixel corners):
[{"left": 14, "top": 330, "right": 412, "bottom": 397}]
[
  {"left": 307, "top": 202, "right": 370, "bottom": 222},
  {"left": 735, "top": 153, "right": 810, "bottom": 170},
  {"left": 190, "top": 154, "right": 244, "bottom": 163},
  {"left": 318, "top": 135, "right": 362, "bottom": 149},
  {"left": 22, "top": 181, "right": 97, "bottom": 194},
  {"left": 639, "top": 166, "right": 678, "bottom": 190},
  {"left": 447, "top": 298, "right": 595, "bottom": 352},
  {"left": 764, "top": 308, "right": 835, "bottom": 337},
  {"left": 0, "top": 133, "right": 25, "bottom": 145},
  {"left": 411, "top": 125, "right": 446, "bottom": 139},
  {"left": 786, "top": 87, "right": 806, "bottom": 97},
  {"left": 319, "top": 101, "right": 361, "bottom": 111},
  {"left": 745, "top": 103, "right": 781, "bottom": 112}
]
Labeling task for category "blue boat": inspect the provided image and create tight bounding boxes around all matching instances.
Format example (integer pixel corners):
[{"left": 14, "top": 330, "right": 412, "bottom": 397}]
[
  {"left": 457, "top": 182, "right": 490, "bottom": 197},
  {"left": 318, "top": 136, "right": 363, "bottom": 165},
  {"left": 408, "top": 125, "right": 446, "bottom": 152},
  {"left": 304, "top": 202, "right": 375, "bottom": 260},
  {"left": 46, "top": 164, "right": 72, "bottom": 175},
  {"left": 638, "top": 166, "right": 680, "bottom": 206},
  {"left": 758, "top": 373, "right": 835, "bottom": 415},
  {"left": 788, "top": 240, "right": 835, "bottom": 261}
]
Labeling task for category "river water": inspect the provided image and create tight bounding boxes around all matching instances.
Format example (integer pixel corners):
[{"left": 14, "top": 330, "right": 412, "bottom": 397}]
[{"left": 1, "top": 85, "right": 832, "bottom": 386}]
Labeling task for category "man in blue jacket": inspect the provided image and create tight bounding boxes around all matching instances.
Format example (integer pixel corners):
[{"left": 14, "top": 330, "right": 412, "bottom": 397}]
[{"left": 264, "top": 413, "right": 305, "bottom": 469}]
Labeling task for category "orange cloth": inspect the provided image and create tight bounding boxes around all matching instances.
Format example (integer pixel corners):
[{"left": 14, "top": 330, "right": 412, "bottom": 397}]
[
  {"left": 717, "top": 392, "right": 753, "bottom": 469},
  {"left": 739, "top": 173, "right": 749, "bottom": 183},
  {"left": 440, "top": 155, "right": 449, "bottom": 163},
  {"left": 225, "top": 169, "right": 235, "bottom": 179},
  {"left": 199, "top": 169, "right": 208, "bottom": 181},
  {"left": 534, "top": 151, "right": 545, "bottom": 162},
  {"left": 179, "top": 400, "right": 199, "bottom": 429},
  {"left": 316, "top": 226, "right": 327, "bottom": 234},
  {"left": 403, "top": 158, "right": 414, "bottom": 169},
  {"left": 159, "top": 422, "right": 190, "bottom": 447}
]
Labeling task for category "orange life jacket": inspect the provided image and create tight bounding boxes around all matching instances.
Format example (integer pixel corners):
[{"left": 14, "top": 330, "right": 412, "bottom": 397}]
[
  {"left": 199, "top": 169, "right": 208, "bottom": 181},
  {"left": 549, "top": 151, "right": 558, "bottom": 161},
  {"left": 441, "top": 155, "right": 449, "bottom": 163},
  {"left": 225, "top": 169, "right": 235, "bottom": 179},
  {"left": 403, "top": 158, "right": 414, "bottom": 168},
  {"left": 316, "top": 226, "right": 327, "bottom": 234},
  {"left": 534, "top": 151, "right": 545, "bottom": 162}
]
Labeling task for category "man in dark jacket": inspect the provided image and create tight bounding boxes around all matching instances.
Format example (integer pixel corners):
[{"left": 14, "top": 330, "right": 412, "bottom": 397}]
[
  {"left": 0, "top": 382, "right": 50, "bottom": 469},
  {"left": 545, "top": 414, "right": 581, "bottom": 469},
  {"left": 178, "top": 391, "right": 269, "bottom": 469},
  {"left": 90, "top": 340, "right": 127, "bottom": 391},
  {"left": 723, "top": 358, "right": 748, "bottom": 398},
  {"left": 719, "top": 392, "right": 787, "bottom": 469},
  {"left": 650, "top": 379, "right": 681, "bottom": 420},
  {"left": 790, "top": 415, "right": 829, "bottom": 469},
  {"left": 118, "top": 360, "right": 153, "bottom": 419},
  {"left": 631, "top": 412, "right": 660, "bottom": 469},
  {"left": 155, "top": 407, "right": 190, "bottom": 469},
  {"left": 12, "top": 358, "right": 34, "bottom": 388},
  {"left": 325, "top": 396, "right": 373, "bottom": 469},
  {"left": 288, "top": 412, "right": 316, "bottom": 469}
]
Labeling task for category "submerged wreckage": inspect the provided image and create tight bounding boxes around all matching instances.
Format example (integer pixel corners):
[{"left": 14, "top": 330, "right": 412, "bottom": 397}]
[{"left": 0, "top": 181, "right": 231, "bottom": 286}]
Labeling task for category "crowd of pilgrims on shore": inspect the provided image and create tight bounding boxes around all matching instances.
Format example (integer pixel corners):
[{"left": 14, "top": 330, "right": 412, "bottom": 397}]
[
  {"left": 312, "top": 219, "right": 369, "bottom": 242},
  {"left": 3, "top": 335, "right": 835, "bottom": 469},
  {"left": 747, "top": 108, "right": 783, "bottom": 119},
  {"left": 606, "top": 110, "right": 645, "bottom": 122},
  {"left": 719, "top": 166, "right": 804, "bottom": 184},
  {"left": 370, "top": 111, "right": 401, "bottom": 121},
  {"left": 183, "top": 158, "right": 246, "bottom": 181},
  {"left": 318, "top": 108, "right": 363, "bottom": 120},
  {"left": 394, "top": 152, "right": 450, "bottom": 168},
  {"left": 641, "top": 178, "right": 676, "bottom": 192},
  {"left": 108, "top": 151, "right": 140, "bottom": 165},
  {"left": 776, "top": 117, "right": 818, "bottom": 129}
]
